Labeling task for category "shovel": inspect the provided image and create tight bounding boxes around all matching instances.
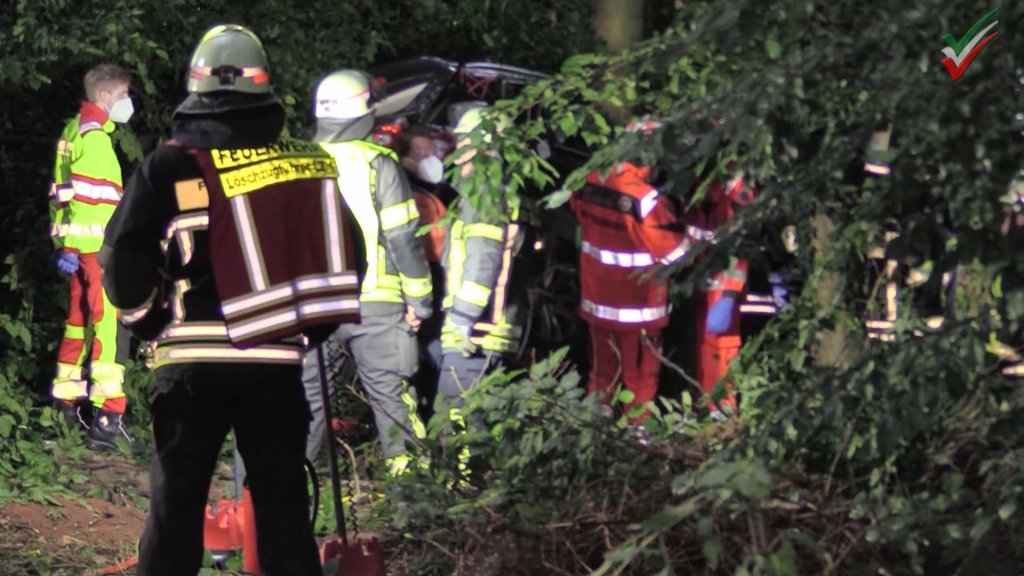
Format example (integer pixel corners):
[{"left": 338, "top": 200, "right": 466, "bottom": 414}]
[{"left": 315, "top": 343, "right": 386, "bottom": 576}]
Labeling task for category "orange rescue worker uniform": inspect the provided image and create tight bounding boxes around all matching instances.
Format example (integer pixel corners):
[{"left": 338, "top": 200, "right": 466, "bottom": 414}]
[
  {"left": 688, "top": 170, "right": 756, "bottom": 414},
  {"left": 570, "top": 162, "right": 692, "bottom": 420}
]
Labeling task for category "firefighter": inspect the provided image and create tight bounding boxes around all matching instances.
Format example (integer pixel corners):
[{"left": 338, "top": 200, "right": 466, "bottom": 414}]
[
  {"left": 569, "top": 149, "right": 692, "bottom": 422},
  {"left": 303, "top": 69, "right": 433, "bottom": 475},
  {"left": 438, "top": 104, "right": 529, "bottom": 403},
  {"left": 48, "top": 63, "right": 136, "bottom": 449},
  {"left": 689, "top": 168, "right": 757, "bottom": 417},
  {"left": 861, "top": 125, "right": 957, "bottom": 343},
  {"left": 100, "top": 25, "right": 360, "bottom": 575}
]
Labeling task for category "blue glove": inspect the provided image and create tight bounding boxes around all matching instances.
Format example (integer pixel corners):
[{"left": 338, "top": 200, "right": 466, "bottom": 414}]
[
  {"left": 56, "top": 250, "right": 79, "bottom": 275},
  {"left": 769, "top": 270, "right": 789, "bottom": 310},
  {"left": 706, "top": 296, "right": 736, "bottom": 335}
]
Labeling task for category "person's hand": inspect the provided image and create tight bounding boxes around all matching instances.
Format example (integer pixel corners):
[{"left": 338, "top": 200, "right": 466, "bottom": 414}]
[
  {"left": 405, "top": 305, "right": 422, "bottom": 333},
  {"left": 769, "top": 270, "right": 790, "bottom": 310},
  {"left": 56, "top": 250, "right": 79, "bottom": 275},
  {"left": 706, "top": 296, "right": 736, "bottom": 335},
  {"left": 451, "top": 323, "right": 479, "bottom": 358}
]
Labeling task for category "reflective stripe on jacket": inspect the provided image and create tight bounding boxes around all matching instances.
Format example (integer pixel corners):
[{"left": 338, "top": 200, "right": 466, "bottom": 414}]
[
  {"left": 441, "top": 189, "right": 525, "bottom": 354},
  {"left": 188, "top": 138, "right": 361, "bottom": 347},
  {"left": 321, "top": 140, "right": 433, "bottom": 318},
  {"left": 570, "top": 162, "right": 692, "bottom": 330},
  {"left": 49, "top": 101, "right": 123, "bottom": 254}
]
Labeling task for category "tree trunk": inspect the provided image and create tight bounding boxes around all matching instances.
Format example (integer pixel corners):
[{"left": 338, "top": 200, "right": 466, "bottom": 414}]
[{"left": 811, "top": 213, "right": 859, "bottom": 368}]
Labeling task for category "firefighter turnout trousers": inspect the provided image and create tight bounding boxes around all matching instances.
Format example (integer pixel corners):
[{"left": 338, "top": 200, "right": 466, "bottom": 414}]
[
  {"left": 52, "top": 253, "right": 131, "bottom": 410},
  {"left": 302, "top": 311, "right": 423, "bottom": 461},
  {"left": 437, "top": 350, "right": 504, "bottom": 403},
  {"left": 137, "top": 362, "right": 321, "bottom": 576}
]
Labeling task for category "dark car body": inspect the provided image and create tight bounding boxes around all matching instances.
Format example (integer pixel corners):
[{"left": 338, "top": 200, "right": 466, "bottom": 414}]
[{"left": 365, "top": 56, "right": 588, "bottom": 367}]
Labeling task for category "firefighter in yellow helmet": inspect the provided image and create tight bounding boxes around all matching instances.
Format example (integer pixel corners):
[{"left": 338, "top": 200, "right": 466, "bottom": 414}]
[
  {"left": 304, "top": 69, "right": 433, "bottom": 476},
  {"left": 101, "top": 24, "right": 358, "bottom": 575}
]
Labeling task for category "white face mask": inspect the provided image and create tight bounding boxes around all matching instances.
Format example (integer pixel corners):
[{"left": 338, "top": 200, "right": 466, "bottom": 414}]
[
  {"left": 108, "top": 97, "right": 134, "bottom": 124},
  {"left": 417, "top": 155, "right": 444, "bottom": 184}
]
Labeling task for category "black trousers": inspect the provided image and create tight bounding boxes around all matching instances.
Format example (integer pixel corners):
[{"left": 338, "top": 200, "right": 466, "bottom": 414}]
[{"left": 135, "top": 362, "right": 321, "bottom": 576}]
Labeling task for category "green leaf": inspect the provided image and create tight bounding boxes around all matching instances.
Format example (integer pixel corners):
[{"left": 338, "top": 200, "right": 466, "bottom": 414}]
[
  {"left": 702, "top": 537, "right": 721, "bottom": 568},
  {"left": 765, "top": 36, "right": 781, "bottom": 60}
]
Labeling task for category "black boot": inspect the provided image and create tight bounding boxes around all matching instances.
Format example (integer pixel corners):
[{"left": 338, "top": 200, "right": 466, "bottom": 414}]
[
  {"left": 55, "top": 400, "right": 89, "bottom": 432},
  {"left": 85, "top": 409, "right": 139, "bottom": 453}
]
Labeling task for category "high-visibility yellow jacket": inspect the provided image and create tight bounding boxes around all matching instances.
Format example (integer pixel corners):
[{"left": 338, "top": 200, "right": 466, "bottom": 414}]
[
  {"left": 441, "top": 187, "right": 533, "bottom": 355},
  {"left": 50, "top": 101, "right": 123, "bottom": 254},
  {"left": 321, "top": 139, "right": 433, "bottom": 318}
]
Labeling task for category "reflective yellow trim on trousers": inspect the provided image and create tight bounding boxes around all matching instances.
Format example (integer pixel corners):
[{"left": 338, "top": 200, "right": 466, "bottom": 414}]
[
  {"left": 399, "top": 274, "right": 432, "bottom": 299},
  {"left": 401, "top": 388, "right": 426, "bottom": 440},
  {"left": 90, "top": 362, "right": 126, "bottom": 399},
  {"left": 463, "top": 222, "right": 505, "bottom": 242},
  {"left": 456, "top": 281, "right": 493, "bottom": 308},
  {"left": 379, "top": 198, "right": 420, "bottom": 231},
  {"left": 52, "top": 364, "right": 88, "bottom": 400}
]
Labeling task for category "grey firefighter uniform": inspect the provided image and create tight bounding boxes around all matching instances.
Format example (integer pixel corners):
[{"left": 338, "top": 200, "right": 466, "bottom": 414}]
[
  {"left": 303, "top": 138, "right": 432, "bottom": 464},
  {"left": 438, "top": 187, "right": 528, "bottom": 402}
]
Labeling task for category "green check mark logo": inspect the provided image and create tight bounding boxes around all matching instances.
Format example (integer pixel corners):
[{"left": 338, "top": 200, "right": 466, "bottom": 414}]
[{"left": 940, "top": 9, "right": 999, "bottom": 81}]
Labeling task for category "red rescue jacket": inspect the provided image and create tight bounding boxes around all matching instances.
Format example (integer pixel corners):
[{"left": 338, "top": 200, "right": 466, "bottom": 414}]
[{"left": 570, "top": 162, "right": 692, "bottom": 331}]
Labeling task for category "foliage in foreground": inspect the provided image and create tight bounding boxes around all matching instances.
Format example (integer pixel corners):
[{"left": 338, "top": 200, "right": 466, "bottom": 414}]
[
  {"left": 384, "top": 338, "right": 1022, "bottom": 575},
  {"left": 388, "top": 0, "right": 1024, "bottom": 574}
]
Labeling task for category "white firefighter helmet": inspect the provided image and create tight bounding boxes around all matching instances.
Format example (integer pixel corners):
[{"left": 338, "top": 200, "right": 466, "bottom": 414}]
[{"left": 314, "top": 69, "right": 374, "bottom": 120}]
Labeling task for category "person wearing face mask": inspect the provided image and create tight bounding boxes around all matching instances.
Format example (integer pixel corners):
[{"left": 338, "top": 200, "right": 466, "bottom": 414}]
[
  {"left": 48, "top": 63, "right": 137, "bottom": 451},
  {"left": 303, "top": 69, "right": 434, "bottom": 476},
  {"left": 395, "top": 125, "right": 449, "bottom": 418}
]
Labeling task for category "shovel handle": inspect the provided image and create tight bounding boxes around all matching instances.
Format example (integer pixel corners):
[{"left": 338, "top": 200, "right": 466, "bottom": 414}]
[{"left": 316, "top": 343, "right": 348, "bottom": 544}]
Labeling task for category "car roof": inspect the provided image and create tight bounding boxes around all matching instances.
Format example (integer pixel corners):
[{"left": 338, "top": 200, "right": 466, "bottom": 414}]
[{"left": 369, "top": 56, "right": 549, "bottom": 127}]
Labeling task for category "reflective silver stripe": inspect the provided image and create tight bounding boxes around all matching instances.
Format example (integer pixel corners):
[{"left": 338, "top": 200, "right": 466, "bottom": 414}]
[
  {"left": 164, "top": 213, "right": 208, "bottom": 267},
  {"left": 580, "top": 240, "right": 654, "bottom": 268},
  {"left": 1002, "top": 364, "right": 1024, "bottom": 377},
  {"left": 688, "top": 225, "right": 717, "bottom": 243},
  {"left": 153, "top": 345, "right": 305, "bottom": 365},
  {"left": 172, "top": 279, "right": 191, "bottom": 324},
  {"left": 226, "top": 298, "right": 360, "bottom": 341},
  {"left": 867, "top": 332, "right": 896, "bottom": 342},
  {"left": 659, "top": 238, "right": 692, "bottom": 264},
  {"left": 231, "top": 195, "right": 268, "bottom": 291},
  {"left": 161, "top": 323, "right": 230, "bottom": 340},
  {"left": 79, "top": 121, "right": 103, "bottom": 133},
  {"left": 581, "top": 298, "right": 668, "bottom": 323},
  {"left": 322, "top": 179, "right": 344, "bottom": 273},
  {"left": 50, "top": 222, "right": 105, "bottom": 238},
  {"left": 638, "top": 189, "right": 660, "bottom": 218},
  {"left": 51, "top": 184, "right": 75, "bottom": 203},
  {"left": 865, "top": 320, "right": 895, "bottom": 330},
  {"left": 165, "top": 213, "right": 209, "bottom": 237},
  {"left": 865, "top": 161, "right": 890, "bottom": 176},
  {"left": 740, "top": 293, "right": 777, "bottom": 315},
  {"left": 71, "top": 179, "right": 121, "bottom": 203},
  {"left": 121, "top": 288, "right": 158, "bottom": 323},
  {"left": 221, "top": 273, "right": 360, "bottom": 317}
]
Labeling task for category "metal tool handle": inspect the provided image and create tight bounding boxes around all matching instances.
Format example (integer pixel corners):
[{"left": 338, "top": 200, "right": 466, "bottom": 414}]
[{"left": 316, "top": 343, "right": 348, "bottom": 544}]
